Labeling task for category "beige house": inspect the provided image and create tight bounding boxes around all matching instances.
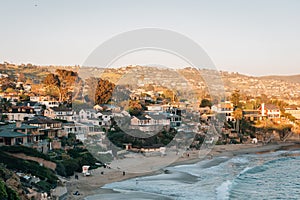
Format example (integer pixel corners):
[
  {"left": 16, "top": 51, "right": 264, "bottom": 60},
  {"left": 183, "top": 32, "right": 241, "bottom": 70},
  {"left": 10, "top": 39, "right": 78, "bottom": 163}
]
[
  {"left": 44, "top": 107, "right": 74, "bottom": 121},
  {"left": 258, "top": 103, "right": 280, "bottom": 119}
]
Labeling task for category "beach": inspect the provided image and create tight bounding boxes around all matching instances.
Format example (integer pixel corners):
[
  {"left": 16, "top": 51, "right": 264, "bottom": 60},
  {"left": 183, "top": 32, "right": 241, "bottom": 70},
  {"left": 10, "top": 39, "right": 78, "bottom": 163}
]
[{"left": 65, "top": 142, "right": 299, "bottom": 199}]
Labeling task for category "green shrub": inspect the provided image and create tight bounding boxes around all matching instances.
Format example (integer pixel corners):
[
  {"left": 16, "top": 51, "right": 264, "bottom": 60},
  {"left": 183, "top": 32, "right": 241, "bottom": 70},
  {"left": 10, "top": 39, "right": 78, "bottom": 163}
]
[
  {"left": 5, "top": 185, "right": 20, "bottom": 200},
  {"left": 0, "top": 180, "right": 8, "bottom": 199},
  {"left": 62, "top": 159, "right": 80, "bottom": 177},
  {"left": 0, "top": 179, "right": 20, "bottom": 200},
  {"left": 0, "top": 146, "right": 51, "bottom": 161},
  {"left": 0, "top": 151, "right": 58, "bottom": 189},
  {"left": 34, "top": 181, "right": 52, "bottom": 193},
  {"left": 55, "top": 162, "right": 66, "bottom": 177}
]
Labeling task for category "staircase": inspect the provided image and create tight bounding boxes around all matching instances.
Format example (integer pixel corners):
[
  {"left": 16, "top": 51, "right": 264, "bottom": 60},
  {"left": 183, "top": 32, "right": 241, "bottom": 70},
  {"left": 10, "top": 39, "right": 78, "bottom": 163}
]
[
  {"left": 264, "top": 135, "right": 274, "bottom": 144},
  {"left": 282, "top": 131, "right": 293, "bottom": 142}
]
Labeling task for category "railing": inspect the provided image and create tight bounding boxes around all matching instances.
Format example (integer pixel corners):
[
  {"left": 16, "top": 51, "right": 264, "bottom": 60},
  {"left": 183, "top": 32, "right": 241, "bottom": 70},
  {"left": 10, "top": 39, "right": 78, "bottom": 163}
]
[{"left": 264, "top": 135, "right": 274, "bottom": 144}]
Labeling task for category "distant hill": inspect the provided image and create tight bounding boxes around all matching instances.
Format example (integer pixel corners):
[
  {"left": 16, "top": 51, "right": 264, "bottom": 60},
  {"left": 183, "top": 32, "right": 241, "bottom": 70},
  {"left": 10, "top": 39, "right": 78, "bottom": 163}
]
[
  {"left": 1, "top": 63, "right": 300, "bottom": 99},
  {"left": 259, "top": 74, "right": 300, "bottom": 84}
]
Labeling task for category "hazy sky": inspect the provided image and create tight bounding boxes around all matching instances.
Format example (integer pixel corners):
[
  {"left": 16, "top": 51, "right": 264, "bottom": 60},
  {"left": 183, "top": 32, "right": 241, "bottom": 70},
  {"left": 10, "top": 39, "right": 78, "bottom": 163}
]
[{"left": 1, "top": 0, "right": 300, "bottom": 76}]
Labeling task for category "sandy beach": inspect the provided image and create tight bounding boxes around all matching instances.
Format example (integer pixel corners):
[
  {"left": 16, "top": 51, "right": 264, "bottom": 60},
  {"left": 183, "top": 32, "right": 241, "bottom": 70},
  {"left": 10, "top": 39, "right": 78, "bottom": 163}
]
[{"left": 65, "top": 142, "right": 299, "bottom": 199}]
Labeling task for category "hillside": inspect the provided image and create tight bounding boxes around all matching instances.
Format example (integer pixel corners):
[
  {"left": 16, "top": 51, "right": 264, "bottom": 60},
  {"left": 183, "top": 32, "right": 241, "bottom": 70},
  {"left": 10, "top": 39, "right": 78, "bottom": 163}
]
[
  {"left": 259, "top": 74, "right": 300, "bottom": 84},
  {"left": 0, "top": 164, "right": 29, "bottom": 200},
  {"left": 1, "top": 63, "right": 300, "bottom": 101}
]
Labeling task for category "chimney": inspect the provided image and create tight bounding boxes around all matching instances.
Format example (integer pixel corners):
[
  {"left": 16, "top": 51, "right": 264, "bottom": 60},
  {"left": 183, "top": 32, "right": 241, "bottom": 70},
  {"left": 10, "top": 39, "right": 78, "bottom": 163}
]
[
  {"left": 261, "top": 103, "right": 265, "bottom": 116},
  {"left": 16, "top": 121, "right": 22, "bottom": 128}
]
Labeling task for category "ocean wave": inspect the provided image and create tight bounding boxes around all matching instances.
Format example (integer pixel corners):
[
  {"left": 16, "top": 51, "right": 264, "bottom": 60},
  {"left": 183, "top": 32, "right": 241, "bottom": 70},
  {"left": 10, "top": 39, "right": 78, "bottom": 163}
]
[
  {"left": 98, "top": 150, "right": 300, "bottom": 200},
  {"left": 229, "top": 156, "right": 249, "bottom": 164},
  {"left": 238, "top": 166, "right": 255, "bottom": 177},
  {"left": 216, "top": 180, "right": 232, "bottom": 200}
]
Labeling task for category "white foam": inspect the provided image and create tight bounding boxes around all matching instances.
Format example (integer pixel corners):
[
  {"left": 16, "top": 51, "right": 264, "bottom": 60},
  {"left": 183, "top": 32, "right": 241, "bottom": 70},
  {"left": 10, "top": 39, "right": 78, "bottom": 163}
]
[
  {"left": 230, "top": 157, "right": 249, "bottom": 164},
  {"left": 216, "top": 180, "right": 232, "bottom": 200},
  {"left": 238, "top": 166, "right": 253, "bottom": 177}
]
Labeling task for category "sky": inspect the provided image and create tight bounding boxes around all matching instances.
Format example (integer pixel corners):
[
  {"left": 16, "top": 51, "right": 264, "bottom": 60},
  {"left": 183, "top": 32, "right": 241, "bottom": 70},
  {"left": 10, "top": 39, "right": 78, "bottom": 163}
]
[{"left": 0, "top": 0, "right": 300, "bottom": 76}]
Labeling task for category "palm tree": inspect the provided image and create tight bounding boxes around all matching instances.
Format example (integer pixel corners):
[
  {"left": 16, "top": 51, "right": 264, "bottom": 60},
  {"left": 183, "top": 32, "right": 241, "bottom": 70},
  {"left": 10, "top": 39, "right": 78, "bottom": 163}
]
[{"left": 233, "top": 108, "right": 243, "bottom": 133}]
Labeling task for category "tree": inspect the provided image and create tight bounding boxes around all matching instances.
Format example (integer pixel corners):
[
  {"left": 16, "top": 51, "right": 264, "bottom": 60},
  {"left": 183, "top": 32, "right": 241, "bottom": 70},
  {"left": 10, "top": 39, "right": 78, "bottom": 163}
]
[
  {"left": 43, "top": 70, "right": 78, "bottom": 102},
  {"left": 0, "top": 77, "right": 16, "bottom": 91},
  {"left": 43, "top": 73, "right": 60, "bottom": 86},
  {"left": 0, "top": 98, "right": 12, "bottom": 112},
  {"left": 144, "top": 84, "right": 155, "bottom": 91},
  {"left": 127, "top": 100, "right": 143, "bottom": 116},
  {"left": 56, "top": 69, "right": 78, "bottom": 102},
  {"left": 4, "top": 88, "right": 16, "bottom": 93},
  {"left": 43, "top": 73, "right": 60, "bottom": 99},
  {"left": 233, "top": 108, "right": 243, "bottom": 133},
  {"left": 162, "top": 89, "right": 176, "bottom": 102},
  {"left": 0, "top": 180, "right": 8, "bottom": 199},
  {"left": 85, "top": 77, "right": 99, "bottom": 104},
  {"left": 260, "top": 93, "right": 269, "bottom": 103},
  {"left": 17, "top": 73, "right": 26, "bottom": 82},
  {"left": 62, "top": 159, "right": 79, "bottom": 176},
  {"left": 6, "top": 186, "right": 20, "bottom": 200},
  {"left": 1, "top": 115, "right": 8, "bottom": 121},
  {"left": 200, "top": 98, "right": 212, "bottom": 108},
  {"left": 230, "top": 89, "right": 242, "bottom": 109},
  {"left": 19, "top": 94, "right": 30, "bottom": 101},
  {"left": 94, "top": 79, "right": 115, "bottom": 105}
]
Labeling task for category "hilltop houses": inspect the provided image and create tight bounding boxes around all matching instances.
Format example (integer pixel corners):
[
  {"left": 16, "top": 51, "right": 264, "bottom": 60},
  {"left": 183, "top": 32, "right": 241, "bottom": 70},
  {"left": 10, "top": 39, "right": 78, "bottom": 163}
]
[
  {"left": 243, "top": 110, "right": 261, "bottom": 122},
  {"left": 4, "top": 106, "right": 36, "bottom": 121},
  {"left": 44, "top": 107, "right": 74, "bottom": 122},
  {"left": 25, "top": 116, "right": 63, "bottom": 139},
  {"left": 61, "top": 122, "right": 95, "bottom": 141},
  {"left": 130, "top": 105, "right": 182, "bottom": 131},
  {"left": 258, "top": 103, "right": 280, "bottom": 119},
  {"left": 29, "top": 96, "right": 60, "bottom": 108},
  {"left": 78, "top": 109, "right": 99, "bottom": 120},
  {"left": 211, "top": 101, "right": 235, "bottom": 122},
  {"left": 0, "top": 129, "right": 29, "bottom": 146},
  {"left": 285, "top": 107, "right": 300, "bottom": 121},
  {"left": 210, "top": 102, "right": 283, "bottom": 123},
  {"left": 0, "top": 122, "right": 40, "bottom": 146},
  {"left": 131, "top": 113, "right": 170, "bottom": 126},
  {"left": 16, "top": 101, "right": 43, "bottom": 115},
  {"left": 77, "top": 109, "right": 113, "bottom": 126}
]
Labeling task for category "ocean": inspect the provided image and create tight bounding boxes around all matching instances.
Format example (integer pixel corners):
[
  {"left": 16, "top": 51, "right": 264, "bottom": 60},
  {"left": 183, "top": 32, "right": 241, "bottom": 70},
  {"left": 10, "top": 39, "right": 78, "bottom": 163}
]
[{"left": 85, "top": 149, "right": 300, "bottom": 200}]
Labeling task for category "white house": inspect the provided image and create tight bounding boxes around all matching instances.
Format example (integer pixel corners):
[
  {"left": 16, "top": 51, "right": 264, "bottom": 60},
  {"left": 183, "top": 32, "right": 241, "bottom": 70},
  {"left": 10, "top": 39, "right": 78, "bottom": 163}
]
[
  {"left": 78, "top": 109, "right": 101, "bottom": 120},
  {"left": 147, "top": 105, "right": 163, "bottom": 112},
  {"left": 258, "top": 103, "right": 280, "bottom": 119},
  {"left": 62, "top": 122, "right": 95, "bottom": 141},
  {"left": 98, "top": 112, "right": 113, "bottom": 126},
  {"left": 130, "top": 113, "right": 171, "bottom": 132},
  {"left": 211, "top": 101, "right": 235, "bottom": 122},
  {"left": 39, "top": 100, "right": 60, "bottom": 108},
  {"left": 44, "top": 107, "right": 74, "bottom": 121},
  {"left": 4, "top": 106, "right": 36, "bottom": 121}
]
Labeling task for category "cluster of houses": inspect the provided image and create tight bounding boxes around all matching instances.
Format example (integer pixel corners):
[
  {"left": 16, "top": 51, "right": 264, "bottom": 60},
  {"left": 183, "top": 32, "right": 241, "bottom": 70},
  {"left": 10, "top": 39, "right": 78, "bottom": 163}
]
[
  {"left": 0, "top": 94, "right": 119, "bottom": 151},
  {"left": 0, "top": 92, "right": 299, "bottom": 199},
  {"left": 130, "top": 105, "right": 182, "bottom": 132},
  {"left": 1, "top": 92, "right": 300, "bottom": 151},
  {"left": 210, "top": 101, "right": 285, "bottom": 122}
]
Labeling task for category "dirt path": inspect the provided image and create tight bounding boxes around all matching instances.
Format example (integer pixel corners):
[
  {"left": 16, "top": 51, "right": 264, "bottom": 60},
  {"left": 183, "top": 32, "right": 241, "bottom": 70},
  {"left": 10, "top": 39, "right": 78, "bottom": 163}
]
[{"left": 6, "top": 153, "right": 56, "bottom": 170}]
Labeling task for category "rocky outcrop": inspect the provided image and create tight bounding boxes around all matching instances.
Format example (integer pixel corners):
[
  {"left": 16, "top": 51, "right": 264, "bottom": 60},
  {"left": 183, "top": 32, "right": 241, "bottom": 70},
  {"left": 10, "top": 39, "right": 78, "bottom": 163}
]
[{"left": 0, "top": 165, "right": 29, "bottom": 200}]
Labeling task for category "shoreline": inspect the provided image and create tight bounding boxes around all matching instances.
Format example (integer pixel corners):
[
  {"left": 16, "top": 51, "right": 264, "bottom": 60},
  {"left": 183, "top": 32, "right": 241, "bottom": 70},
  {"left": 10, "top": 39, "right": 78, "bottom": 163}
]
[{"left": 66, "top": 142, "right": 299, "bottom": 199}]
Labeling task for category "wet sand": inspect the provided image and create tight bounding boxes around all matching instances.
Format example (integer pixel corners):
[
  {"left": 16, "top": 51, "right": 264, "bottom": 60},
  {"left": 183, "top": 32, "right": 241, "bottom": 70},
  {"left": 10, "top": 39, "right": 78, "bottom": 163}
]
[{"left": 66, "top": 142, "right": 299, "bottom": 199}]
